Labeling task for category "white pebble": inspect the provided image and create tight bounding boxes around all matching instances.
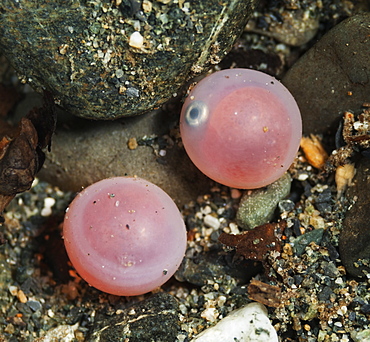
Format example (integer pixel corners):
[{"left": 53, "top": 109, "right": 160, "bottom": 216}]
[
  {"left": 41, "top": 197, "right": 56, "bottom": 217},
  {"left": 35, "top": 323, "right": 78, "bottom": 342},
  {"left": 203, "top": 215, "right": 220, "bottom": 230},
  {"left": 200, "top": 205, "right": 212, "bottom": 215},
  {"left": 191, "top": 302, "right": 278, "bottom": 342},
  {"left": 228, "top": 222, "right": 240, "bottom": 235},
  {"left": 298, "top": 173, "right": 309, "bottom": 181},
  {"left": 129, "top": 31, "right": 144, "bottom": 48},
  {"left": 201, "top": 307, "right": 218, "bottom": 322}
]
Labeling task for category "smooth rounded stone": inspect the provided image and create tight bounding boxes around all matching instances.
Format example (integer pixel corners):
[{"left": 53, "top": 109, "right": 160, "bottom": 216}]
[
  {"left": 236, "top": 173, "right": 292, "bottom": 230},
  {"left": 190, "top": 302, "right": 278, "bottom": 342},
  {"left": 37, "top": 104, "right": 210, "bottom": 207},
  {"left": 282, "top": 13, "right": 370, "bottom": 135},
  {"left": 0, "top": 0, "right": 255, "bottom": 119},
  {"left": 86, "top": 293, "right": 182, "bottom": 342},
  {"left": 339, "top": 157, "right": 370, "bottom": 278}
]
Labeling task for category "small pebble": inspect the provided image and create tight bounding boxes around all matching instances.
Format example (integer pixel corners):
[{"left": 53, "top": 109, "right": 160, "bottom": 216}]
[
  {"left": 236, "top": 173, "right": 292, "bottom": 229},
  {"left": 203, "top": 214, "right": 220, "bottom": 230},
  {"left": 351, "top": 329, "right": 370, "bottom": 342},
  {"left": 191, "top": 302, "right": 278, "bottom": 342},
  {"left": 127, "top": 137, "right": 138, "bottom": 150}
]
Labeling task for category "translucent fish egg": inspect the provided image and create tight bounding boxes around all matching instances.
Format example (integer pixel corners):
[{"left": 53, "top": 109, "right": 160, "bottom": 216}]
[
  {"left": 180, "top": 68, "right": 302, "bottom": 189},
  {"left": 63, "top": 177, "right": 187, "bottom": 296}
]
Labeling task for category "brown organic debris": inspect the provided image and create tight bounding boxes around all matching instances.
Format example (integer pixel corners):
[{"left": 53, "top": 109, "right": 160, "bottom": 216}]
[
  {"left": 248, "top": 278, "right": 282, "bottom": 308},
  {"left": 218, "top": 221, "right": 285, "bottom": 262},
  {"left": 0, "top": 92, "right": 56, "bottom": 215}
]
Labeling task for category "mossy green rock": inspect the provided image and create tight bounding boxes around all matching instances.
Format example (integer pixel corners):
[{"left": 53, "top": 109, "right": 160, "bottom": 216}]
[
  {"left": 0, "top": 0, "right": 255, "bottom": 119},
  {"left": 236, "top": 173, "right": 292, "bottom": 230}
]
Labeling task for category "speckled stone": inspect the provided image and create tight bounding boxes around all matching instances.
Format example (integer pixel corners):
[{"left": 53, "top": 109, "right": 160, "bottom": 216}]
[
  {"left": 236, "top": 173, "right": 292, "bottom": 230},
  {"left": 339, "top": 157, "right": 370, "bottom": 278},
  {"left": 282, "top": 13, "right": 370, "bottom": 135},
  {"left": 86, "top": 293, "right": 182, "bottom": 342},
  {"left": 0, "top": 0, "right": 255, "bottom": 119}
]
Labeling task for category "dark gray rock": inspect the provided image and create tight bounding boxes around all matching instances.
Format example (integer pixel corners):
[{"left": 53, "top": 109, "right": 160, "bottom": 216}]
[
  {"left": 293, "top": 228, "right": 324, "bottom": 256},
  {"left": 339, "top": 157, "right": 370, "bottom": 278},
  {"left": 36, "top": 101, "right": 210, "bottom": 207},
  {"left": 86, "top": 293, "right": 183, "bottom": 342},
  {"left": 0, "top": 0, "right": 255, "bottom": 119},
  {"left": 175, "top": 249, "right": 261, "bottom": 287},
  {"left": 283, "top": 13, "right": 370, "bottom": 135}
]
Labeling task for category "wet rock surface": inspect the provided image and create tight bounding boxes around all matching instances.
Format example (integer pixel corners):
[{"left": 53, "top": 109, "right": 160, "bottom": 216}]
[
  {"left": 86, "top": 293, "right": 182, "bottom": 342},
  {"left": 339, "top": 157, "right": 370, "bottom": 278},
  {"left": 283, "top": 13, "right": 370, "bottom": 135},
  {"left": 0, "top": 0, "right": 255, "bottom": 119},
  {"left": 36, "top": 100, "right": 210, "bottom": 207}
]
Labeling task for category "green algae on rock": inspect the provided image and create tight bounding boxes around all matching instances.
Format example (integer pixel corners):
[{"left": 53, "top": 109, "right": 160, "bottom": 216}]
[{"left": 0, "top": 0, "right": 255, "bottom": 119}]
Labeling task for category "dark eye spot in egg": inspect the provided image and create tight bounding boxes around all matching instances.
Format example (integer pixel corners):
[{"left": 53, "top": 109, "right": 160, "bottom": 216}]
[{"left": 184, "top": 100, "right": 209, "bottom": 128}]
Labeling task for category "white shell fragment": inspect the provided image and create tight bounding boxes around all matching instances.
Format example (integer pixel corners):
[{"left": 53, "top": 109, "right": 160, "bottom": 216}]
[
  {"left": 129, "top": 31, "right": 144, "bottom": 48},
  {"left": 191, "top": 302, "right": 278, "bottom": 342}
]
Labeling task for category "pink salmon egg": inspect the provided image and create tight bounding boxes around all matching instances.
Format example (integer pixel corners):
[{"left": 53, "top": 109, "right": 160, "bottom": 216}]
[
  {"left": 180, "top": 68, "right": 302, "bottom": 189},
  {"left": 63, "top": 177, "right": 187, "bottom": 296}
]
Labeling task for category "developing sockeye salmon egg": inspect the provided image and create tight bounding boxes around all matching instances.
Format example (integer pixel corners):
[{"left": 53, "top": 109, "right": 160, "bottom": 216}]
[
  {"left": 180, "top": 68, "right": 302, "bottom": 189},
  {"left": 63, "top": 177, "right": 187, "bottom": 296}
]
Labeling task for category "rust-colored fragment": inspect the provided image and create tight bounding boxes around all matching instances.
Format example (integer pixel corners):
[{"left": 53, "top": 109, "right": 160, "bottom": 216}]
[
  {"left": 218, "top": 221, "right": 285, "bottom": 261},
  {"left": 248, "top": 278, "right": 282, "bottom": 308}
]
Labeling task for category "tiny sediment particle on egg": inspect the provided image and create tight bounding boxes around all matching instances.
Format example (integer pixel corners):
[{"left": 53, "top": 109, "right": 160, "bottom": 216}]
[
  {"left": 180, "top": 68, "right": 302, "bottom": 189},
  {"left": 63, "top": 177, "right": 187, "bottom": 296}
]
